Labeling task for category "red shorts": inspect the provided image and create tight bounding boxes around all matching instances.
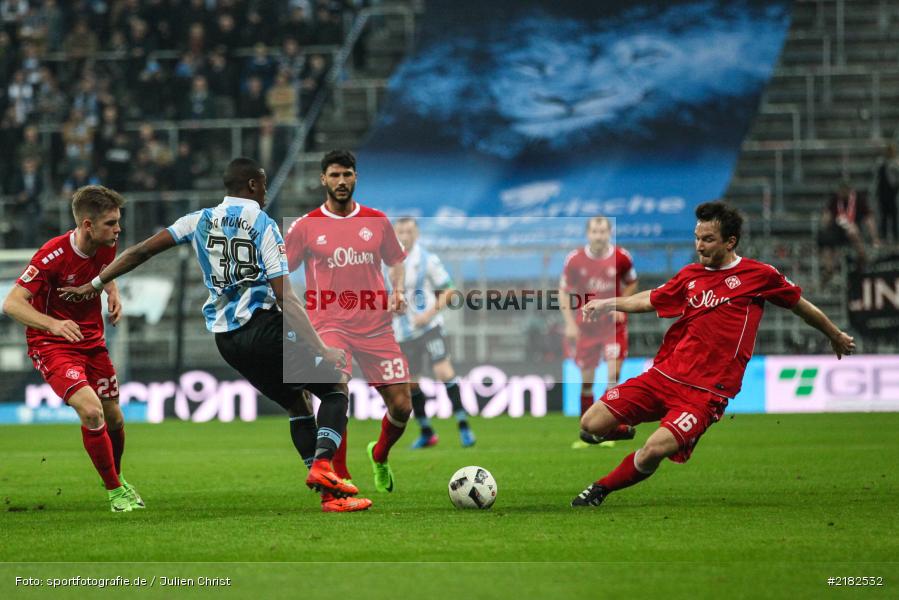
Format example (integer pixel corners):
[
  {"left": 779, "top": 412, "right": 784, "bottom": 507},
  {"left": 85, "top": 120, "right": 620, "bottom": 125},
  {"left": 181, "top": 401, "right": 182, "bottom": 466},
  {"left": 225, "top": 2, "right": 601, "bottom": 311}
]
[
  {"left": 600, "top": 368, "right": 727, "bottom": 463},
  {"left": 29, "top": 345, "right": 119, "bottom": 403},
  {"left": 320, "top": 328, "right": 410, "bottom": 387},
  {"left": 574, "top": 321, "right": 628, "bottom": 369}
]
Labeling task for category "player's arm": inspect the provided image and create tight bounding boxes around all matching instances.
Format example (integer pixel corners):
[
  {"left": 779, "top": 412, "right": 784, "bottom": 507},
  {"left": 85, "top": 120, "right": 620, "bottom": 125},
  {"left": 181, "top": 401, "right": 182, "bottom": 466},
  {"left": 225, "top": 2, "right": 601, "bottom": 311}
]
[
  {"left": 387, "top": 262, "right": 406, "bottom": 313},
  {"left": 2, "top": 285, "right": 83, "bottom": 342},
  {"left": 790, "top": 296, "right": 855, "bottom": 359},
  {"left": 615, "top": 278, "right": 639, "bottom": 324},
  {"left": 558, "top": 284, "right": 579, "bottom": 342},
  {"left": 269, "top": 275, "right": 346, "bottom": 368},
  {"left": 104, "top": 281, "right": 122, "bottom": 326},
  {"left": 59, "top": 230, "right": 177, "bottom": 297},
  {"left": 583, "top": 289, "right": 654, "bottom": 321}
]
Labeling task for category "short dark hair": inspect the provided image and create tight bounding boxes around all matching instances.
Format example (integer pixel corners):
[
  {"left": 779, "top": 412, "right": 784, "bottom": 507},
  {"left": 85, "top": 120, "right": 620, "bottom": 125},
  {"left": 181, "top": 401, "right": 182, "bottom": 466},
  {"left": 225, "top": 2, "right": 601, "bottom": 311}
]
[
  {"left": 695, "top": 201, "right": 743, "bottom": 247},
  {"left": 321, "top": 149, "right": 356, "bottom": 173},
  {"left": 72, "top": 185, "right": 126, "bottom": 222},
  {"left": 223, "top": 157, "right": 261, "bottom": 194}
]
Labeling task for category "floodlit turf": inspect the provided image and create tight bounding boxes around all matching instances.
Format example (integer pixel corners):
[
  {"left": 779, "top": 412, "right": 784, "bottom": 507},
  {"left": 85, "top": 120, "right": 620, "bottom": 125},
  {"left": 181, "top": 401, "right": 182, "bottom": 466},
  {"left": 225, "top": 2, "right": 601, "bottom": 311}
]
[{"left": 1, "top": 413, "right": 897, "bottom": 599}]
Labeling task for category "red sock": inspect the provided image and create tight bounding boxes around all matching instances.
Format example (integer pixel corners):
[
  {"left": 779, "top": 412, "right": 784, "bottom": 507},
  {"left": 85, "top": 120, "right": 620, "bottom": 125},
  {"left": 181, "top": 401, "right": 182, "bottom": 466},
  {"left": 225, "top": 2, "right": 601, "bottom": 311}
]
[
  {"left": 107, "top": 425, "right": 125, "bottom": 475},
  {"left": 372, "top": 413, "right": 407, "bottom": 463},
  {"left": 580, "top": 392, "right": 593, "bottom": 417},
  {"left": 81, "top": 424, "right": 122, "bottom": 490},
  {"left": 332, "top": 432, "right": 350, "bottom": 480},
  {"left": 597, "top": 451, "right": 653, "bottom": 492}
]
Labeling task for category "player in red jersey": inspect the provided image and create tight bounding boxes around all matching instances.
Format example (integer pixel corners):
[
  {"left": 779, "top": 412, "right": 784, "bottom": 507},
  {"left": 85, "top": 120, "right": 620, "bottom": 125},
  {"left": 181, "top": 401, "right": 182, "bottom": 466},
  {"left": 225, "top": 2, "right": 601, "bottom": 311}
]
[
  {"left": 2, "top": 186, "right": 143, "bottom": 512},
  {"left": 571, "top": 201, "right": 856, "bottom": 507},
  {"left": 285, "top": 149, "right": 410, "bottom": 493},
  {"left": 560, "top": 216, "right": 639, "bottom": 449}
]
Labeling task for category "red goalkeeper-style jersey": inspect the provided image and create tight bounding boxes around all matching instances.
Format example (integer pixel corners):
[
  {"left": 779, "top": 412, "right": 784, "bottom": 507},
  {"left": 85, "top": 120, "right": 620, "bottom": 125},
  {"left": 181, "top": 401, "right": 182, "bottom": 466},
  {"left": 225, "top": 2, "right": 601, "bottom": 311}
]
[
  {"left": 15, "top": 230, "right": 116, "bottom": 351},
  {"left": 285, "top": 202, "right": 406, "bottom": 337},
  {"left": 648, "top": 256, "right": 801, "bottom": 398}
]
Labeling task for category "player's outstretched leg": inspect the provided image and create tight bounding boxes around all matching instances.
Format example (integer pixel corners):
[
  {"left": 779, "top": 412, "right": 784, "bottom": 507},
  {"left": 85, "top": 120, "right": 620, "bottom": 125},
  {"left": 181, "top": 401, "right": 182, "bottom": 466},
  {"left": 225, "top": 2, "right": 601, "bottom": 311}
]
[
  {"left": 578, "top": 423, "right": 636, "bottom": 445},
  {"left": 102, "top": 399, "right": 144, "bottom": 508},
  {"left": 409, "top": 386, "right": 438, "bottom": 449},
  {"left": 368, "top": 384, "right": 411, "bottom": 492},
  {"left": 305, "top": 390, "right": 358, "bottom": 498},
  {"left": 69, "top": 388, "right": 130, "bottom": 512},
  {"left": 572, "top": 427, "right": 675, "bottom": 507}
]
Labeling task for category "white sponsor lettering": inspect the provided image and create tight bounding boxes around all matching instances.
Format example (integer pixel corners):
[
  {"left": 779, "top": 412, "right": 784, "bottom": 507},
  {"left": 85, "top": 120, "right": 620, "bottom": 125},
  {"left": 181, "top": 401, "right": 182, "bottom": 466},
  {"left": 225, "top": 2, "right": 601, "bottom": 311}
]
[
  {"left": 688, "top": 289, "right": 731, "bottom": 309},
  {"left": 326, "top": 246, "right": 375, "bottom": 269},
  {"left": 587, "top": 276, "right": 615, "bottom": 292}
]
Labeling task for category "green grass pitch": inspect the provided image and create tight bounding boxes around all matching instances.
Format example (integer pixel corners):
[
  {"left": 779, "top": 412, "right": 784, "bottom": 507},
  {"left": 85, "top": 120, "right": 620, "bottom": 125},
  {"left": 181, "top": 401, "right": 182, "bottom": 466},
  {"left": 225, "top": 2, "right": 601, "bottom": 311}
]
[{"left": 1, "top": 413, "right": 896, "bottom": 599}]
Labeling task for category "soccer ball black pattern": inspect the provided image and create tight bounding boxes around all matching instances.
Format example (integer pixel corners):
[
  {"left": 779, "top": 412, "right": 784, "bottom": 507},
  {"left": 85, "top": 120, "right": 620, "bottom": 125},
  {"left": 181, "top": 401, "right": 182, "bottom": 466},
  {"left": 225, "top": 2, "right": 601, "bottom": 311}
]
[{"left": 448, "top": 466, "right": 497, "bottom": 509}]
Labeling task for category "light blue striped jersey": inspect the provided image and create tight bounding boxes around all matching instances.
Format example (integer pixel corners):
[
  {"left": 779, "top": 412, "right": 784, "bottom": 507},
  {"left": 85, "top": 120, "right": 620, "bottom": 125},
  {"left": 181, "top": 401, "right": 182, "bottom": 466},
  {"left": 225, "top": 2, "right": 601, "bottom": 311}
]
[
  {"left": 167, "top": 196, "right": 288, "bottom": 332},
  {"left": 390, "top": 242, "right": 453, "bottom": 342}
]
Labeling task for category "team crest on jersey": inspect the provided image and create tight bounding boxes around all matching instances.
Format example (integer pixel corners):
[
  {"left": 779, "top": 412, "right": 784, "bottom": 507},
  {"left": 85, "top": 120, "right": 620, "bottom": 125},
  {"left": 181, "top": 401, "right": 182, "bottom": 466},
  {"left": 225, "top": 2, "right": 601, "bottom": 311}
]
[
  {"left": 725, "top": 275, "right": 741, "bottom": 290},
  {"left": 687, "top": 280, "right": 696, "bottom": 290},
  {"left": 20, "top": 265, "right": 39, "bottom": 282},
  {"left": 359, "top": 227, "right": 373, "bottom": 241},
  {"left": 65, "top": 369, "right": 80, "bottom": 380},
  {"left": 607, "top": 388, "right": 620, "bottom": 400},
  {"left": 64, "top": 274, "right": 76, "bottom": 283},
  {"left": 606, "top": 267, "right": 616, "bottom": 277},
  {"left": 316, "top": 234, "right": 327, "bottom": 245}
]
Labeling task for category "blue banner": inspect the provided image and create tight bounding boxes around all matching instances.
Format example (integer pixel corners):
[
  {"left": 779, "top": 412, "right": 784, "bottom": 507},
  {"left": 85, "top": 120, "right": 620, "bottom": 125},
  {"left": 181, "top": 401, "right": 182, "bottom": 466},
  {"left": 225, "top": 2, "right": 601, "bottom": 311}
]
[{"left": 356, "top": 0, "right": 790, "bottom": 247}]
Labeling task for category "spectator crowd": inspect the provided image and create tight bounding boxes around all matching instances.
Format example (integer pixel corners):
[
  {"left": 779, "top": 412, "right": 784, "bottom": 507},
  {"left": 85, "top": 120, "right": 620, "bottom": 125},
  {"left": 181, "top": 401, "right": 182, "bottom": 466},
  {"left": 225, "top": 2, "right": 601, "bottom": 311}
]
[{"left": 1, "top": 0, "right": 361, "bottom": 247}]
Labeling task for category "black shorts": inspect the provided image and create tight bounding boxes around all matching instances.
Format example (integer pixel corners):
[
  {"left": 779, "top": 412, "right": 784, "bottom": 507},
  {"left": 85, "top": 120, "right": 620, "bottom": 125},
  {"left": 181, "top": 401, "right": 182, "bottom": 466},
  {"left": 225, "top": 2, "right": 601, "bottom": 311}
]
[
  {"left": 214, "top": 308, "right": 341, "bottom": 411},
  {"left": 399, "top": 326, "right": 451, "bottom": 378}
]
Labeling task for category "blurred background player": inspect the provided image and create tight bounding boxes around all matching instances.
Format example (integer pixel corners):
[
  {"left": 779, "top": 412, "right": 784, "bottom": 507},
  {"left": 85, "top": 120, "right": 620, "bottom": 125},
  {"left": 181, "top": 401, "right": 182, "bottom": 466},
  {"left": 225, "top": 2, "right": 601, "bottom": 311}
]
[
  {"left": 573, "top": 202, "right": 855, "bottom": 508},
  {"left": 285, "top": 150, "right": 410, "bottom": 493},
  {"left": 391, "top": 217, "right": 476, "bottom": 449},
  {"left": 61, "top": 159, "right": 369, "bottom": 513},
  {"left": 560, "top": 216, "right": 638, "bottom": 449},
  {"left": 2, "top": 186, "right": 142, "bottom": 513}
]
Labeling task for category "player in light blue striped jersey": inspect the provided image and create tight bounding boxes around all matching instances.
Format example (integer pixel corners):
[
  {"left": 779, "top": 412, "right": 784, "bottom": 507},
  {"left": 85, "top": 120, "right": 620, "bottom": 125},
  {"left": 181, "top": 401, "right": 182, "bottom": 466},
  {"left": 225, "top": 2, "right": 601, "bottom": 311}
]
[{"left": 392, "top": 217, "right": 475, "bottom": 448}]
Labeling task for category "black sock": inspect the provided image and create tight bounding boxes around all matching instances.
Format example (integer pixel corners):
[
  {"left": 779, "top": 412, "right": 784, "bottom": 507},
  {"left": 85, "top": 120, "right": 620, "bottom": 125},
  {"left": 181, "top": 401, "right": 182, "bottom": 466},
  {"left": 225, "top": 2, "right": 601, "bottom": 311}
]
[
  {"left": 289, "top": 414, "right": 317, "bottom": 469},
  {"left": 446, "top": 379, "right": 469, "bottom": 429},
  {"left": 411, "top": 387, "right": 434, "bottom": 436},
  {"left": 314, "top": 390, "right": 348, "bottom": 461}
]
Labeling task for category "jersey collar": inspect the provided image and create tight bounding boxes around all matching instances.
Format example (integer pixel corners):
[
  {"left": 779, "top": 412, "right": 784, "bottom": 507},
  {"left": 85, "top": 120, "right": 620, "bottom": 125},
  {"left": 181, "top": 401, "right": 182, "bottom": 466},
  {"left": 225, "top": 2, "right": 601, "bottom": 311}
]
[
  {"left": 222, "top": 195, "right": 258, "bottom": 207},
  {"left": 69, "top": 231, "right": 90, "bottom": 258},
  {"left": 704, "top": 255, "right": 742, "bottom": 271},
  {"left": 320, "top": 202, "right": 361, "bottom": 219}
]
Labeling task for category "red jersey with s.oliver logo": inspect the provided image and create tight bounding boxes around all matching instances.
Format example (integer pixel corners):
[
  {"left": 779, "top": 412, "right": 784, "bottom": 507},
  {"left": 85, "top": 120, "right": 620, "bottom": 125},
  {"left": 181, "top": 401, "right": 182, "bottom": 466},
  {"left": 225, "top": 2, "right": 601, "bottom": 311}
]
[
  {"left": 561, "top": 244, "right": 636, "bottom": 333},
  {"left": 285, "top": 203, "right": 406, "bottom": 337},
  {"left": 648, "top": 256, "right": 801, "bottom": 398},
  {"left": 15, "top": 230, "right": 116, "bottom": 351}
]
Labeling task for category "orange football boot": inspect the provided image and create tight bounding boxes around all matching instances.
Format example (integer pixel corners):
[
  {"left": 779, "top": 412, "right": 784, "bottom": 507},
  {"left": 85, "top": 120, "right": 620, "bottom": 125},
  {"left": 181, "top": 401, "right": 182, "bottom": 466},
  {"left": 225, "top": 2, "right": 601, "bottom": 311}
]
[
  {"left": 320, "top": 493, "right": 373, "bottom": 513},
  {"left": 306, "top": 459, "right": 359, "bottom": 498}
]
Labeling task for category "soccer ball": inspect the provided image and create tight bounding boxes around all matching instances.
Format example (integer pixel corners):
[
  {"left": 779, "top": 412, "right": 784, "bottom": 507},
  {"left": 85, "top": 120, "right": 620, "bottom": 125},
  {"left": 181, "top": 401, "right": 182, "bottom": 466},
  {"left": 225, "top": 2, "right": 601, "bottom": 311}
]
[{"left": 447, "top": 466, "right": 497, "bottom": 509}]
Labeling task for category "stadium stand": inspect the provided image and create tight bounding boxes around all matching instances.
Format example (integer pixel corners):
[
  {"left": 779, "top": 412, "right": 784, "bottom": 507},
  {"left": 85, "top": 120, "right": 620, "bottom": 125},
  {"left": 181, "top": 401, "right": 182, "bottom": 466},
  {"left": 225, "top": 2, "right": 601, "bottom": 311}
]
[{"left": 724, "top": 0, "right": 899, "bottom": 354}]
